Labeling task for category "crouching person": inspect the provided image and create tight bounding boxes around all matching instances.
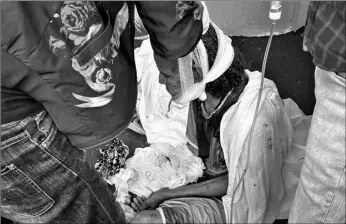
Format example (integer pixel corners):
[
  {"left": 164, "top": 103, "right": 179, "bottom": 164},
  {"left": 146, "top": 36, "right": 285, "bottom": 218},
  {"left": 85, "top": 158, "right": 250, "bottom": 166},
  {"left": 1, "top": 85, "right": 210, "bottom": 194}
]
[{"left": 129, "top": 21, "right": 307, "bottom": 224}]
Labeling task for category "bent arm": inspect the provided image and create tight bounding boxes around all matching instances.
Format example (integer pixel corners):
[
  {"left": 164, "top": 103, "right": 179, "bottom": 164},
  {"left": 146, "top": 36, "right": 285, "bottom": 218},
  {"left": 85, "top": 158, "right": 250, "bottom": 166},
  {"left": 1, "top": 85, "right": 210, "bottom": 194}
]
[
  {"left": 134, "top": 1, "right": 204, "bottom": 100},
  {"left": 134, "top": 1, "right": 203, "bottom": 60}
]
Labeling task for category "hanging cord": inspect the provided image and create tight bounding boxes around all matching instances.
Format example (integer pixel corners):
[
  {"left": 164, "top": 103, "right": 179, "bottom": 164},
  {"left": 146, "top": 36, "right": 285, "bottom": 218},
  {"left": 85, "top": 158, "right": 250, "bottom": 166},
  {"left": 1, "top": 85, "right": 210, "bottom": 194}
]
[{"left": 229, "top": 20, "right": 276, "bottom": 222}]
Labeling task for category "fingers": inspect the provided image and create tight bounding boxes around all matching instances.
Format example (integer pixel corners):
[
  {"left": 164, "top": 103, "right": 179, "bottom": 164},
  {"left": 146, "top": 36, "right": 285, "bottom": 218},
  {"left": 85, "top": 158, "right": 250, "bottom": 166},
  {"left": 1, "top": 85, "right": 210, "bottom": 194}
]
[
  {"left": 131, "top": 197, "right": 140, "bottom": 212},
  {"left": 138, "top": 196, "right": 149, "bottom": 211},
  {"left": 137, "top": 196, "right": 146, "bottom": 205},
  {"left": 130, "top": 196, "right": 148, "bottom": 212}
]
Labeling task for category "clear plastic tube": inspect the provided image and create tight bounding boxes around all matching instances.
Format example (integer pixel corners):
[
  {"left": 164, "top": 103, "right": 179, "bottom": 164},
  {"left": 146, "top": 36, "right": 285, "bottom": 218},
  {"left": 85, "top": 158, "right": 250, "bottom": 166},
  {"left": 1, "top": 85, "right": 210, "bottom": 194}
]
[{"left": 229, "top": 21, "right": 276, "bottom": 222}]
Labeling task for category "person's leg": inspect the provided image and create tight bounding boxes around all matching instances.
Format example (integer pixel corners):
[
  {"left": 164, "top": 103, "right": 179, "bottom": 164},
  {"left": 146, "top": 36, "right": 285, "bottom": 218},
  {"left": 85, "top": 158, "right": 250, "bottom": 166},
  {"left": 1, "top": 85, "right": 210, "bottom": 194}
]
[
  {"left": 1, "top": 111, "right": 126, "bottom": 224},
  {"left": 131, "top": 197, "right": 225, "bottom": 224},
  {"left": 288, "top": 67, "right": 346, "bottom": 223},
  {"left": 131, "top": 210, "right": 162, "bottom": 224}
]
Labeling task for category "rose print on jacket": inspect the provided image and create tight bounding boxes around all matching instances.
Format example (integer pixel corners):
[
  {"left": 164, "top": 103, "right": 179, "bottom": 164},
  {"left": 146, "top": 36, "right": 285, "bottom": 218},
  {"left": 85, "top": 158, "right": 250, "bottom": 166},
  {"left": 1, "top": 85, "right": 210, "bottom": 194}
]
[
  {"left": 48, "top": 1, "right": 129, "bottom": 108},
  {"left": 60, "top": 1, "right": 102, "bottom": 47},
  {"left": 71, "top": 53, "right": 116, "bottom": 108},
  {"left": 49, "top": 1, "right": 102, "bottom": 54}
]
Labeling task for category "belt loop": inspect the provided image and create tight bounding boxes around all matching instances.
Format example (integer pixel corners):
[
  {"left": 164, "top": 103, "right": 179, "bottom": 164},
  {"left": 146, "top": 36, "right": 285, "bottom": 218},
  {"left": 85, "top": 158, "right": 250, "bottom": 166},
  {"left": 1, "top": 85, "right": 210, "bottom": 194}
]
[{"left": 34, "top": 111, "right": 49, "bottom": 138}]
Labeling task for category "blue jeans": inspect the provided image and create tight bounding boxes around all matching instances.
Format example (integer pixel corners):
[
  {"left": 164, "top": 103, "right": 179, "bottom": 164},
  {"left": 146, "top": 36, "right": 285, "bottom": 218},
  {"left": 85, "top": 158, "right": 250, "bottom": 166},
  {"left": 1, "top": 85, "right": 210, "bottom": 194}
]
[
  {"left": 1, "top": 111, "right": 126, "bottom": 223},
  {"left": 289, "top": 67, "right": 346, "bottom": 223}
]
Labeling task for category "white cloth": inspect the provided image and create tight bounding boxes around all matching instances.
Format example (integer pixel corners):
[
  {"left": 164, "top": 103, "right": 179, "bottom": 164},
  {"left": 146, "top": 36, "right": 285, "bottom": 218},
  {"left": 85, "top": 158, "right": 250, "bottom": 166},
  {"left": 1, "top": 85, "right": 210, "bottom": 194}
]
[
  {"left": 220, "top": 70, "right": 311, "bottom": 223},
  {"left": 200, "top": 1, "right": 210, "bottom": 35},
  {"left": 108, "top": 143, "right": 205, "bottom": 222},
  {"left": 178, "top": 22, "right": 235, "bottom": 104},
  {"left": 109, "top": 143, "right": 204, "bottom": 198},
  {"left": 134, "top": 39, "right": 190, "bottom": 146}
]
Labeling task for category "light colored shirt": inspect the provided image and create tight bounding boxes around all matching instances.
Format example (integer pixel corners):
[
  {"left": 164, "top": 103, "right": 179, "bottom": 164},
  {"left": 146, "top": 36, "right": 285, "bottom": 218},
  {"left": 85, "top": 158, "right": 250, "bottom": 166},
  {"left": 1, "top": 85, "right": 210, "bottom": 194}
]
[{"left": 221, "top": 70, "right": 309, "bottom": 223}]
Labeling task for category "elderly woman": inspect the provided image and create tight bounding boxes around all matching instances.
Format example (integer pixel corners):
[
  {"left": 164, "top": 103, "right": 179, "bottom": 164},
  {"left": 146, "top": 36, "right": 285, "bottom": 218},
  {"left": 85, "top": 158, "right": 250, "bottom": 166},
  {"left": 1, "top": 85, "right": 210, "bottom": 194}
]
[{"left": 129, "top": 19, "right": 310, "bottom": 224}]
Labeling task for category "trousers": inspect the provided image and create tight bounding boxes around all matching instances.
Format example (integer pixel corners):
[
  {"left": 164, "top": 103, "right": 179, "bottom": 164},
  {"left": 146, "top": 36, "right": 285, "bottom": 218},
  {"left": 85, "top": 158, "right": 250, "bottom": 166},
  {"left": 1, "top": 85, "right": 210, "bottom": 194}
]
[
  {"left": 288, "top": 67, "right": 346, "bottom": 223},
  {"left": 1, "top": 111, "right": 126, "bottom": 223}
]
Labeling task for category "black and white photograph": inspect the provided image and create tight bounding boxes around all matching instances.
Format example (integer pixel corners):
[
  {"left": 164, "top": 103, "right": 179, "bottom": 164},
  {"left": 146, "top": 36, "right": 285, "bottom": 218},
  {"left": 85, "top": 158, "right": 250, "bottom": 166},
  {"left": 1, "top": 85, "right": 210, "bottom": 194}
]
[{"left": 1, "top": 1, "right": 345, "bottom": 224}]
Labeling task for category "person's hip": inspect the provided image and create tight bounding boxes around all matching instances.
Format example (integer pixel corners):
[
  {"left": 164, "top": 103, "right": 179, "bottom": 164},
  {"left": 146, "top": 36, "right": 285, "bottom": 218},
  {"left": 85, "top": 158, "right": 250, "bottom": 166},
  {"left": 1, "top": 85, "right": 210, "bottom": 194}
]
[{"left": 1, "top": 111, "right": 125, "bottom": 223}]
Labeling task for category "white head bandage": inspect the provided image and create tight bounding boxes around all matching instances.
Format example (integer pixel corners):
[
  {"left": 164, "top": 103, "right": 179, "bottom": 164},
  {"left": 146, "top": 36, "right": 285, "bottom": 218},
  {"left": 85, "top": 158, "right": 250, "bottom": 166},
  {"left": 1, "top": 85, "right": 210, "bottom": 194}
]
[
  {"left": 178, "top": 22, "right": 235, "bottom": 104},
  {"left": 201, "top": 1, "right": 210, "bottom": 35}
]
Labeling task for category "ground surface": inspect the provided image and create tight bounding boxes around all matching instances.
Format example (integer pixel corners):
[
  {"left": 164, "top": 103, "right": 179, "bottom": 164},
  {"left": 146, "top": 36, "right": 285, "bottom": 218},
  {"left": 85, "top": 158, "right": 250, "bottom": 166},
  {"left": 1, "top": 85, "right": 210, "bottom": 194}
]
[
  {"left": 2, "top": 28, "right": 315, "bottom": 224},
  {"left": 232, "top": 27, "right": 316, "bottom": 116}
]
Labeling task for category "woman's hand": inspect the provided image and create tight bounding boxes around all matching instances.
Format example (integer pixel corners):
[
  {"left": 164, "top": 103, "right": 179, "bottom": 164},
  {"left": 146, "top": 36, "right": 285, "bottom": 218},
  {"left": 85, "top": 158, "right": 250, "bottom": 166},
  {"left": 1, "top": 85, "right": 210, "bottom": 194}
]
[
  {"left": 131, "top": 196, "right": 147, "bottom": 213},
  {"left": 131, "top": 188, "right": 169, "bottom": 212}
]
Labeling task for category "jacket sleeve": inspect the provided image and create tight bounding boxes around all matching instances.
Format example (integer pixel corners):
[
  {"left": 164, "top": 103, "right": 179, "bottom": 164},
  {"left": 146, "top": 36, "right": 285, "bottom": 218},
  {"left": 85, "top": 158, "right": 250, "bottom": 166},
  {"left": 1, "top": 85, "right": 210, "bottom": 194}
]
[
  {"left": 134, "top": 1, "right": 204, "bottom": 100},
  {"left": 134, "top": 1, "right": 203, "bottom": 60}
]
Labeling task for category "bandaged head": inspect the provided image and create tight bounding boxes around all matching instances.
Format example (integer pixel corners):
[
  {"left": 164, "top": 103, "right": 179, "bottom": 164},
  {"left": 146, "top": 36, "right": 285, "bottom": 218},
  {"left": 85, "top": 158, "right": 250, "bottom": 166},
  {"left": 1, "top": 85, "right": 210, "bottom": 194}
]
[{"left": 177, "top": 22, "right": 235, "bottom": 104}]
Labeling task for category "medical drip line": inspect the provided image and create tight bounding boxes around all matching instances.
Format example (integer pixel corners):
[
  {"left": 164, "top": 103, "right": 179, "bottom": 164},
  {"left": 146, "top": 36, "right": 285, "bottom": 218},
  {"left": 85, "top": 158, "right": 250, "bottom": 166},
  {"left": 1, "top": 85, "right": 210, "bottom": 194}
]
[{"left": 229, "top": 1, "right": 282, "bottom": 222}]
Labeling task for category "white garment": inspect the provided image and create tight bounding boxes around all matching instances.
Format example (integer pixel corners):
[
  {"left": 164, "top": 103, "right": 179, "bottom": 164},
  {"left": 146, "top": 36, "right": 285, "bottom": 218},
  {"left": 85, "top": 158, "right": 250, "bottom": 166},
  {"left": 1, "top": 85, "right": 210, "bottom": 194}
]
[
  {"left": 134, "top": 39, "right": 190, "bottom": 146},
  {"left": 221, "top": 70, "right": 310, "bottom": 223}
]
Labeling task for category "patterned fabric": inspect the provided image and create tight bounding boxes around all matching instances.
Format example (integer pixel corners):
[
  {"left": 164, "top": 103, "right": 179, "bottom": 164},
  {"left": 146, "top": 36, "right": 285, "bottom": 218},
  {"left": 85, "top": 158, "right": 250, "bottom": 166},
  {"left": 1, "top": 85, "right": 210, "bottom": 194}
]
[
  {"left": 95, "top": 138, "right": 129, "bottom": 179},
  {"left": 49, "top": 1, "right": 128, "bottom": 108},
  {"left": 49, "top": 1, "right": 103, "bottom": 53},
  {"left": 303, "top": 1, "right": 346, "bottom": 74}
]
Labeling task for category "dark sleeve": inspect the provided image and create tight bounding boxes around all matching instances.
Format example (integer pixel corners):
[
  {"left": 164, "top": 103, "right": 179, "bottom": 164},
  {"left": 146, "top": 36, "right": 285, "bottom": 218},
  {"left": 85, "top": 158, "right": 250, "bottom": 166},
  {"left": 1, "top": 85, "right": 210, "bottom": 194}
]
[
  {"left": 134, "top": 1, "right": 203, "bottom": 60},
  {"left": 134, "top": 1, "right": 203, "bottom": 100}
]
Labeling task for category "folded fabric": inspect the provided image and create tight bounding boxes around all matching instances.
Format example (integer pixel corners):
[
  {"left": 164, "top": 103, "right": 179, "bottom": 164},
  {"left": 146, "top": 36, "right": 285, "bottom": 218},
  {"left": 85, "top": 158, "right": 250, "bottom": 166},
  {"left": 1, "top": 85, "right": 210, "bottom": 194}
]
[
  {"left": 132, "top": 39, "right": 191, "bottom": 147},
  {"left": 107, "top": 143, "right": 205, "bottom": 222}
]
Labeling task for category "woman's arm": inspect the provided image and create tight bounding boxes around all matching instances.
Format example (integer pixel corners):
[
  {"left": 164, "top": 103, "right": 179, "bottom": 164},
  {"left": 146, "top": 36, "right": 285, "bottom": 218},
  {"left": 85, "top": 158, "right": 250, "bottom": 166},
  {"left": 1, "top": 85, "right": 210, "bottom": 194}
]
[
  {"left": 132, "top": 174, "right": 228, "bottom": 211},
  {"left": 165, "top": 174, "right": 228, "bottom": 199}
]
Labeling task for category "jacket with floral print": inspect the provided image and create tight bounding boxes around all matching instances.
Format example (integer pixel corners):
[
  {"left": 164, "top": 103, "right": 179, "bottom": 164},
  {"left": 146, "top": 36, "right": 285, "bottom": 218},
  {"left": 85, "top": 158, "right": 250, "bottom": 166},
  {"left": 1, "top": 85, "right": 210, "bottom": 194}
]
[{"left": 1, "top": 1, "right": 203, "bottom": 150}]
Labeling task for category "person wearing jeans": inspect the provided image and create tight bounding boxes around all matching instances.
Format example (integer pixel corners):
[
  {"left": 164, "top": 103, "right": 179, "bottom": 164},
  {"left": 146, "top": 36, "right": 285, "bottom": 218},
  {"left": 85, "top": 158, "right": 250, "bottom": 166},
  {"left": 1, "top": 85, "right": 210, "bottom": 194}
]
[
  {"left": 289, "top": 2, "right": 346, "bottom": 223},
  {"left": 1, "top": 111, "right": 125, "bottom": 223},
  {"left": 1, "top": 1, "right": 205, "bottom": 223}
]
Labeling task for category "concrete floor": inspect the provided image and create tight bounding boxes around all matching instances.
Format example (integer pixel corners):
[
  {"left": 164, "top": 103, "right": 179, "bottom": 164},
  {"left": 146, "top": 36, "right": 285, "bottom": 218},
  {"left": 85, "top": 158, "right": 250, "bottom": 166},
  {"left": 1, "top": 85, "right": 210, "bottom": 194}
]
[{"left": 232, "top": 27, "right": 316, "bottom": 116}]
